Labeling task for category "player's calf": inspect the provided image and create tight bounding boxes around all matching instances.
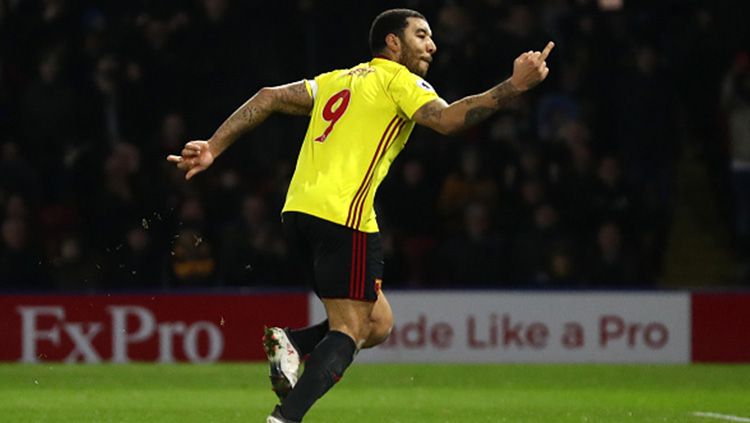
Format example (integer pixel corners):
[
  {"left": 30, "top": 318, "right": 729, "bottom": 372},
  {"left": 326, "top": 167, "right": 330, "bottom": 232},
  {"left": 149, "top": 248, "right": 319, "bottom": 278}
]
[{"left": 278, "top": 330, "right": 356, "bottom": 421}]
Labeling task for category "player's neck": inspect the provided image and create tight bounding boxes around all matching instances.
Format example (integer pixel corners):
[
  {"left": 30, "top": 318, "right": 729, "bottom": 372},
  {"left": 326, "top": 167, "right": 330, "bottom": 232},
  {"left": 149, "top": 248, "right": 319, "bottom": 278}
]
[{"left": 373, "top": 51, "right": 399, "bottom": 63}]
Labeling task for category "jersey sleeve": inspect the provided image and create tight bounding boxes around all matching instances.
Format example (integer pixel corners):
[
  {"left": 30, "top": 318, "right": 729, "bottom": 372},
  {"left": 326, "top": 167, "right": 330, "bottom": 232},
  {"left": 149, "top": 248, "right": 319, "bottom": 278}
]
[
  {"left": 304, "top": 79, "right": 317, "bottom": 101},
  {"left": 306, "top": 70, "right": 338, "bottom": 104},
  {"left": 388, "top": 69, "right": 441, "bottom": 120}
]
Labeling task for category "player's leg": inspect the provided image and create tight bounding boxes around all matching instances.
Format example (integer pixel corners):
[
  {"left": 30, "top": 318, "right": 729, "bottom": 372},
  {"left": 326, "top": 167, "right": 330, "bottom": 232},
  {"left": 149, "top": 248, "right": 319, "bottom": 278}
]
[
  {"left": 274, "top": 288, "right": 391, "bottom": 420},
  {"left": 272, "top": 215, "right": 384, "bottom": 422},
  {"left": 264, "top": 212, "right": 316, "bottom": 400},
  {"left": 267, "top": 284, "right": 389, "bottom": 364},
  {"left": 263, "top": 288, "right": 393, "bottom": 400},
  {"left": 277, "top": 298, "right": 371, "bottom": 422},
  {"left": 287, "top": 320, "right": 329, "bottom": 356}
]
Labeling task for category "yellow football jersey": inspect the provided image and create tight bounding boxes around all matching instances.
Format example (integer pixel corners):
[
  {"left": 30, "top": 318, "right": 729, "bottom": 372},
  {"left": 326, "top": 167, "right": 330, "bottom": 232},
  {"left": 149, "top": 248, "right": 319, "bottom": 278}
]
[{"left": 282, "top": 58, "right": 441, "bottom": 232}]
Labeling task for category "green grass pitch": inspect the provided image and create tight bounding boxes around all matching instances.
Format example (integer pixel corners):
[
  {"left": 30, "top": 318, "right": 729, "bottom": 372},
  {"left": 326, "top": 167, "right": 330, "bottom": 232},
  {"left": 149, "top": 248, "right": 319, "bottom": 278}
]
[{"left": 1, "top": 363, "right": 749, "bottom": 422}]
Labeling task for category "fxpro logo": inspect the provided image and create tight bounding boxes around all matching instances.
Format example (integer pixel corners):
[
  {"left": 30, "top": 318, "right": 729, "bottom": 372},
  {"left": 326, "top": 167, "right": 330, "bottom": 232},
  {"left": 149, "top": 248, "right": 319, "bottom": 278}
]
[{"left": 17, "top": 306, "right": 224, "bottom": 363}]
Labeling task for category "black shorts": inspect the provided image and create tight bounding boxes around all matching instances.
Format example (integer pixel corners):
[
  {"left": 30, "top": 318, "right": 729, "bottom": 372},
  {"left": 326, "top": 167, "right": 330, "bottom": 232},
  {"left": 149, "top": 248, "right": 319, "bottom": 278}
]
[{"left": 282, "top": 212, "right": 383, "bottom": 302}]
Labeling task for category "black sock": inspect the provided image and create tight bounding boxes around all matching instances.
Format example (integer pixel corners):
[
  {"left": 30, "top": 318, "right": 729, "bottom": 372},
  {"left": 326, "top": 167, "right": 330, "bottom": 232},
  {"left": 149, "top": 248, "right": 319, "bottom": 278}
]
[
  {"left": 287, "top": 320, "right": 329, "bottom": 356},
  {"left": 279, "top": 330, "right": 356, "bottom": 421}
]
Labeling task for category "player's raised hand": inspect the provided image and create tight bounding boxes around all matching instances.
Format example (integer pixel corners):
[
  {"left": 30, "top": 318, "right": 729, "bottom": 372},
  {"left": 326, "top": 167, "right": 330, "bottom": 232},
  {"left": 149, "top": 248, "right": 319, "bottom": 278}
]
[
  {"left": 510, "top": 41, "right": 555, "bottom": 92},
  {"left": 166, "top": 140, "right": 215, "bottom": 180}
]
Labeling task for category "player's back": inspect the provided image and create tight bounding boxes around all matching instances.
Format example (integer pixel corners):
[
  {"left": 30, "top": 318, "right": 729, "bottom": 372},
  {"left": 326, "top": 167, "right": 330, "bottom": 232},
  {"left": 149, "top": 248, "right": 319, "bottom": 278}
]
[{"left": 283, "top": 58, "right": 439, "bottom": 233}]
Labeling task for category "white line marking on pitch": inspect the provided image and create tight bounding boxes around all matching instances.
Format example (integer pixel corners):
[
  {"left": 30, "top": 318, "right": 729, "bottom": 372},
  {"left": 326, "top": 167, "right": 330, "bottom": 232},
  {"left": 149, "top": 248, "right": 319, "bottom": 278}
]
[{"left": 692, "top": 412, "right": 750, "bottom": 422}]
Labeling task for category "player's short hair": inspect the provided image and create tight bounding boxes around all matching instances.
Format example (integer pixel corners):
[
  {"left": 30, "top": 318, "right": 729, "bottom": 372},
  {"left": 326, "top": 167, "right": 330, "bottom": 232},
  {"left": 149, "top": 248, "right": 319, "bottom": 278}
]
[{"left": 369, "top": 9, "right": 426, "bottom": 55}]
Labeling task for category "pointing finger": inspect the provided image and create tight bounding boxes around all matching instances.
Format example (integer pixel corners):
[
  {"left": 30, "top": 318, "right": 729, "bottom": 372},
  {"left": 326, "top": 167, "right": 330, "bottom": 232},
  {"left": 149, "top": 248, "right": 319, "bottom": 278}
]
[
  {"left": 167, "top": 155, "right": 183, "bottom": 163},
  {"left": 540, "top": 41, "right": 555, "bottom": 60}
]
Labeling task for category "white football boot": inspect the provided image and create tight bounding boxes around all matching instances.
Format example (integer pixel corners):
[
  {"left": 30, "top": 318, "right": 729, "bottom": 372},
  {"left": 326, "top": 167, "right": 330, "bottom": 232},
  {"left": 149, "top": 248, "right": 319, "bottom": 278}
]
[{"left": 262, "top": 326, "right": 300, "bottom": 400}]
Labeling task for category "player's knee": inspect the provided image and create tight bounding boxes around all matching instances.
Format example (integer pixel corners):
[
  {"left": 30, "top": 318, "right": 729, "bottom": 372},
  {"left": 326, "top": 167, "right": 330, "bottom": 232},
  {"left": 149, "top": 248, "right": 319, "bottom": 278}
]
[{"left": 328, "top": 321, "right": 368, "bottom": 346}]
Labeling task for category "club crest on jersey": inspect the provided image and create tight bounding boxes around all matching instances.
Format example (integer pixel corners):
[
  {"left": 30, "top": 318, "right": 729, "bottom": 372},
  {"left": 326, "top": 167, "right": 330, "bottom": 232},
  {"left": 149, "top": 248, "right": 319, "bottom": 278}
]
[{"left": 416, "top": 79, "right": 435, "bottom": 92}]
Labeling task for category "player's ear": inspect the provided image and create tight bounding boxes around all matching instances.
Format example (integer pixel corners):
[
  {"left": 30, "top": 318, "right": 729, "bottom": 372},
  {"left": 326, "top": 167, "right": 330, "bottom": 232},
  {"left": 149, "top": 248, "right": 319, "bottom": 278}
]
[{"left": 385, "top": 33, "right": 401, "bottom": 54}]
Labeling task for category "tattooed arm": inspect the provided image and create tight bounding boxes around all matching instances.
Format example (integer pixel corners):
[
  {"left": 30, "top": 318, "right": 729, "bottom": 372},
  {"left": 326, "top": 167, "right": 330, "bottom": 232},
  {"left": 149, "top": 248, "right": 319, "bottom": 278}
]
[
  {"left": 413, "top": 79, "right": 522, "bottom": 135},
  {"left": 208, "top": 81, "right": 312, "bottom": 157},
  {"left": 414, "top": 41, "right": 554, "bottom": 135},
  {"left": 167, "top": 81, "right": 312, "bottom": 179}
]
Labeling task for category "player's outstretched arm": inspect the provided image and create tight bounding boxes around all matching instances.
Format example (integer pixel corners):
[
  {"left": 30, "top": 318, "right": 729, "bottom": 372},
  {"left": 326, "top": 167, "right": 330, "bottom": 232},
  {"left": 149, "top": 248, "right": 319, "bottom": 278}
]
[
  {"left": 166, "top": 80, "right": 312, "bottom": 180},
  {"left": 414, "top": 41, "right": 554, "bottom": 135}
]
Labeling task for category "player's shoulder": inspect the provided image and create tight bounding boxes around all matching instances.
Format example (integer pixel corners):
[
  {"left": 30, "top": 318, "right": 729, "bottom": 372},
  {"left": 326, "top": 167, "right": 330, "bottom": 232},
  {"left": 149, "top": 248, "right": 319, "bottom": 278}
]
[
  {"left": 385, "top": 65, "right": 437, "bottom": 95},
  {"left": 316, "top": 61, "right": 377, "bottom": 80},
  {"left": 370, "top": 58, "right": 413, "bottom": 82}
]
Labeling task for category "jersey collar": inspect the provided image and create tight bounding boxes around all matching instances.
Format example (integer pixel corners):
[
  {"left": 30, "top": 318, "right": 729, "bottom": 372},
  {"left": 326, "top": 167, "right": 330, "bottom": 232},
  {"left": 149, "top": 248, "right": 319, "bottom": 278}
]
[{"left": 370, "top": 56, "right": 407, "bottom": 70}]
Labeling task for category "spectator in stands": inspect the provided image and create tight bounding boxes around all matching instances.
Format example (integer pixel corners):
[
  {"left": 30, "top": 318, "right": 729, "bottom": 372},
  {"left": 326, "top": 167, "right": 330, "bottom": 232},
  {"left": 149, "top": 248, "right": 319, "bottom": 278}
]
[
  {"left": 51, "top": 234, "right": 101, "bottom": 291},
  {"left": 91, "top": 143, "right": 146, "bottom": 249},
  {"left": 438, "top": 146, "right": 499, "bottom": 234},
  {"left": 544, "top": 246, "right": 580, "bottom": 287},
  {"left": 381, "top": 157, "right": 437, "bottom": 237},
  {"left": 613, "top": 42, "right": 678, "bottom": 278},
  {"left": 156, "top": 112, "right": 189, "bottom": 161},
  {"left": 165, "top": 195, "right": 216, "bottom": 287},
  {"left": 379, "top": 158, "right": 439, "bottom": 286},
  {"left": 554, "top": 122, "right": 598, "bottom": 240},
  {"left": 107, "top": 225, "right": 163, "bottom": 290},
  {"left": 508, "top": 177, "right": 546, "bottom": 232},
  {"left": 4, "top": 194, "right": 30, "bottom": 220},
  {"left": 536, "top": 61, "right": 583, "bottom": 143},
  {"left": 721, "top": 52, "right": 750, "bottom": 270},
  {"left": 585, "top": 220, "right": 641, "bottom": 287},
  {"left": 19, "top": 48, "right": 79, "bottom": 190},
  {"left": 512, "top": 203, "right": 571, "bottom": 285},
  {"left": 0, "top": 141, "right": 40, "bottom": 203},
  {"left": 436, "top": 202, "right": 507, "bottom": 286},
  {"left": 167, "top": 227, "right": 216, "bottom": 288},
  {"left": 0, "top": 217, "right": 49, "bottom": 289},
  {"left": 591, "top": 155, "right": 636, "bottom": 233},
  {"left": 219, "top": 194, "right": 289, "bottom": 286},
  {"left": 82, "top": 53, "right": 148, "bottom": 146}
]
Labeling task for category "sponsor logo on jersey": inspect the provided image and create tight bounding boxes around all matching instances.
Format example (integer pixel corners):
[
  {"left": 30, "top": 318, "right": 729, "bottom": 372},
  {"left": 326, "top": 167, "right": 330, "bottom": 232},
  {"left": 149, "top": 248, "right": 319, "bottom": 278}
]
[{"left": 417, "top": 79, "right": 435, "bottom": 92}]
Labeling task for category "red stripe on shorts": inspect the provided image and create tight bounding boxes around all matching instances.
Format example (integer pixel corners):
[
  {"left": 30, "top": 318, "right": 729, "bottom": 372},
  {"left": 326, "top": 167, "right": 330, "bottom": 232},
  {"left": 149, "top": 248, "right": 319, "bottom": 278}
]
[
  {"left": 349, "top": 231, "right": 357, "bottom": 299},
  {"left": 359, "top": 232, "right": 367, "bottom": 299}
]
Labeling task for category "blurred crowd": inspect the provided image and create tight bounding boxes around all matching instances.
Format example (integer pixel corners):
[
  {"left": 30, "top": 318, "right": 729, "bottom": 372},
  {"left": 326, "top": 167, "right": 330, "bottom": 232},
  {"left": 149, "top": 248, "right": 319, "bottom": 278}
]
[{"left": 1, "top": 0, "right": 749, "bottom": 292}]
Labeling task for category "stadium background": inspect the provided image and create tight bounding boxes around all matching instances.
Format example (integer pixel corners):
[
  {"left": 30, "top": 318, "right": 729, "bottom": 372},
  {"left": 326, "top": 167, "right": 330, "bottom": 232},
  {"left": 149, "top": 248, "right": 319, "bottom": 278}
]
[
  {"left": 0, "top": 5, "right": 750, "bottom": 423},
  {"left": 2, "top": 3, "right": 750, "bottom": 422},
  {"left": 2, "top": 0, "right": 750, "bottom": 293}
]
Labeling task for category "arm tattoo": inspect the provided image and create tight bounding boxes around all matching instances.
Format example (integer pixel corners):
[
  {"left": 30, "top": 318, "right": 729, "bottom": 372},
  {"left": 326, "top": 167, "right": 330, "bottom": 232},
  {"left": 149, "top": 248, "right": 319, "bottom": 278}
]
[
  {"left": 416, "top": 101, "right": 444, "bottom": 123},
  {"left": 240, "top": 105, "right": 261, "bottom": 125},
  {"left": 462, "top": 79, "right": 520, "bottom": 128},
  {"left": 208, "top": 81, "right": 311, "bottom": 156},
  {"left": 489, "top": 79, "right": 521, "bottom": 108},
  {"left": 275, "top": 82, "right": 313, "bottom": 115},
  {"left": 464, "top": 106, "right": 495, "bottom": 127}
]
